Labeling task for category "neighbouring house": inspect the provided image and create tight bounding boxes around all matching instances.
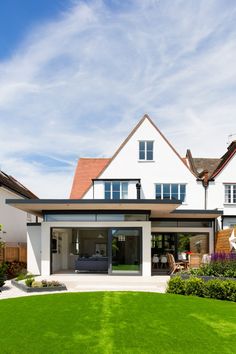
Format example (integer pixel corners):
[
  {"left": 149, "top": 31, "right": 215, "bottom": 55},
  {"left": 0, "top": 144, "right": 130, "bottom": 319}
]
[
  {"left": 7, "top": 115, "right": 223, "bottom": 276},
  {"left": 186, "top": 140, "right": 236, "bottom": 229},
  {"left": 0, "top": 170, "right": 37, "bottom": 245}
]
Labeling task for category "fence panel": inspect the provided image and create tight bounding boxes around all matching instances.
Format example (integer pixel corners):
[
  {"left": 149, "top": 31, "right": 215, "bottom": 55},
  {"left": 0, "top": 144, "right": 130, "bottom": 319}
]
[
  {"left": 0, "top": 243, "right": 27, "bottom": 263},
  {"left": 215, "top": 228, "right": 236, "bottom": 253}
]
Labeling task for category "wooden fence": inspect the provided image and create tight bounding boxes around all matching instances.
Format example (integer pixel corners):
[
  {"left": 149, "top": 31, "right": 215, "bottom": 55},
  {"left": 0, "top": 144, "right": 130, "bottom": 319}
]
[
  {"left": 0, "top": 243, "right": 27, "bottom": 263},
  {"left": 215, "top": 228, "right": 236, "bottom": 253}
]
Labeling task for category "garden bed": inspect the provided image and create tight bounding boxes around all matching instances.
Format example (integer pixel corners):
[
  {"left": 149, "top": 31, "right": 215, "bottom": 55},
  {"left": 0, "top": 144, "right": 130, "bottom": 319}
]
[
  {"left": 171, "top": 273, "right": 236, "bottom": 282},
  {"left": 11, "top": 279, "right": 67, "bottom": 293},
  {"left": 167, "top": 275, "right": 236, "bottom": 301}
]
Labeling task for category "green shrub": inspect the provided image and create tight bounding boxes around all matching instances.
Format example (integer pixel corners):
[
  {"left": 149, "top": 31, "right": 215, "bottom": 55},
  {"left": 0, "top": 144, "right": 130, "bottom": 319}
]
[
  {"left": 25, "top": 277, "right": 35, "bottom": 287},
  {"left": 166, "top": 276, "right": 236, "bottom": 302},
  {"left": 0, "top": 262, "right": 8, "bottom": 276},
  {"left": 0, "top": 262, "right": 8, "bottom": 288},
  {"left": 48, "top": 280, "right": 61, "bottom": 287},
  {"left": 221, "top": 280, "right": 236, "bottom": 302},
  {"left": 5, "top": 261, "right": 27, "bottom": 279},
  {"left": 189, "top": 261, "right": 236, "bottom": 278},
  {"left": 41, "top": 280, "right": 62, "bottom": 287},
  {"left": 0, "top": 277, "right": 5, "bottom": 288},
  {"left": 16, "top": 273, "right": 27, "bottom": 281},
  {"left": 32, "top": 281, "right": 43, "bottom": 288},
  {"left": 185, "top": 277, "right": 205, "bottom": 297},
  {"left": 166, "top": 276, "right": 185, "bottom": 295},
  {"left": 204, "top": 279, "right": 226, "bottom": 300}
]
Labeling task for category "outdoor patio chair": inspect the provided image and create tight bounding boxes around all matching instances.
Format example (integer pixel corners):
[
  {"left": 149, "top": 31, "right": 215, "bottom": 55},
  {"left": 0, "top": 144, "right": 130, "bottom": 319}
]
[{"left": 167, "top": 253, "right": 185, "bottom": 275}]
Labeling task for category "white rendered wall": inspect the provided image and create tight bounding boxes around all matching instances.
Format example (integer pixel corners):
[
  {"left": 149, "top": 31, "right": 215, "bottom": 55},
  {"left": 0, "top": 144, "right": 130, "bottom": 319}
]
[
  {"left": 208, "top": 153, "right": 236, "bottom": 227},
  {"left": 93, "top": 180, "right": 138, "bottom": 199},
  {"left": 40, "top": 221, "right": 152, "bottom": 277},
  {"left": 83, "top": 118, "right": 204, "bottom": 209},
  {"left": 0, "top": 187, "right": 29, "bottom": 243},
  {"left": 27, "top": 225, "right": 41, "bottom": 275}
]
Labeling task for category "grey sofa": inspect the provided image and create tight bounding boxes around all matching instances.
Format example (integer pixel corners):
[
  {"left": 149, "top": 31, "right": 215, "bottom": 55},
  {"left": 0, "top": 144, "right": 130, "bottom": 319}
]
[{"left": 75, "top": 257, "right": 108, "bottom": 272}]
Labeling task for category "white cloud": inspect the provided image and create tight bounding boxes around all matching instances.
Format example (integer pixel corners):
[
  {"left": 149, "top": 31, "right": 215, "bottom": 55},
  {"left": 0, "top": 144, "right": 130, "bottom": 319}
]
[{"left": 0, "top": 0, "right": 236, "bottom": 197}]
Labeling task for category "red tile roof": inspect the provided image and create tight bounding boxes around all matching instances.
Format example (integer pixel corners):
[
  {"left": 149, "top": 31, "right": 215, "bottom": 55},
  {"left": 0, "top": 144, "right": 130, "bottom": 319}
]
[{"left": 70, "top": 158, "right": 111, "bottom": 199}]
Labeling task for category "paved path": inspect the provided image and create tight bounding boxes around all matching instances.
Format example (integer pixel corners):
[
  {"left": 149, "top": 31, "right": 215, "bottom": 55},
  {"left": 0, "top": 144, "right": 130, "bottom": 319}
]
[{"left": 0, "top": 274, "right": 169, "bottom": 300}]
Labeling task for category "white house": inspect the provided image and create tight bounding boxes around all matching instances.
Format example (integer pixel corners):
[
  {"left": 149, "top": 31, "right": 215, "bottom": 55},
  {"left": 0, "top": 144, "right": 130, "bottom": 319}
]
[
  {"left": 0, "top": 170, "right": 37, "bottom": 244},
  {"left": 7, "top": 115, "right": 221, "bottom": 276},
  {"left": 186, "top": 140, "right": 236, "bottom": 229}
]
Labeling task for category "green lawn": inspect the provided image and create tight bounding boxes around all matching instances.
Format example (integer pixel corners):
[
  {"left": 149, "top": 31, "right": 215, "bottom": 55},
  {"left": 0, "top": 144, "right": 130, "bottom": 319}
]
[
  {"left": 0, "top": 292, "right": 236, "bottom": 354},
  {"left": 112, "top": 264, "right": 139, "bottom": 271}
]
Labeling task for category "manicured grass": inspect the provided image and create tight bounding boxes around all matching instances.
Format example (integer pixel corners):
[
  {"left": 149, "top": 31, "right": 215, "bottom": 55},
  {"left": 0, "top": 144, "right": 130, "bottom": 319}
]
[
  {"left": 0, "top": 292, "right": 236, "bottom": 354},
  {"left": 112, "top": 264, "right": 139, "bottom": 271}
]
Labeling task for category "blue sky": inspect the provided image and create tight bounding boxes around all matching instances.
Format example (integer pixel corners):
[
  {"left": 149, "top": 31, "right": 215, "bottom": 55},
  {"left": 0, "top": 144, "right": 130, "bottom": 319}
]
[
  {"left": 0, "top": 0, "right": 236, "bottom": 198},
  {"left": 0, "top": 0, "right": 68, "bottom": 58}
]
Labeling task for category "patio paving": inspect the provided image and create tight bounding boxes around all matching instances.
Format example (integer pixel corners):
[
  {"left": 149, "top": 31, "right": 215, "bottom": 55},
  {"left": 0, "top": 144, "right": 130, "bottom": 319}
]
[{"left": 0, "top": 274, "right": 169, "bottom": 300}]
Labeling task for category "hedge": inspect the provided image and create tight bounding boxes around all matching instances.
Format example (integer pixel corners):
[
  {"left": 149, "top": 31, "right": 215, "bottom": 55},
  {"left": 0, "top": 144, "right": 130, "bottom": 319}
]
[{"left": 166, "top": 276, "right": 236, "bottom": 302}]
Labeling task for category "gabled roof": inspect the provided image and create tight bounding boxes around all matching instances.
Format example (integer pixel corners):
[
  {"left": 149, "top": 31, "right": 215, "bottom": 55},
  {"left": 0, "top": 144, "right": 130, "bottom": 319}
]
[
  {"left": 211, "top": 141, "right": 236, "bottom": 179},
  {"left": 95, "top": 114, "right": 196, "bottom": 179},
  {"left": 192, "top": 158, "right": 221, "bottom": 177},
  {"left": 186, "top": 148, "right": 221, "bottom": 177},
  {"left": 70, "top": 114, "right": 195, "bottom": 199},
  {"left": 70, "top": 114, "right": 196, "bottom": 199},
  {"left": 70, "top": 158, "right": 111, "bottom": 199},
  {"left": 0, "top": 170, "right": 37, "bottom": 199},
  {"left": 186, "top": 141, "right": 236, "bottom": 180}
]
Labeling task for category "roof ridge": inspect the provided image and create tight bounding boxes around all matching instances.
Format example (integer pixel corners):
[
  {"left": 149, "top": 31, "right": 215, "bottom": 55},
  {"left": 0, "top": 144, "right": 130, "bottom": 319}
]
[
  {"left": 94, "top": 113, "right": 196, "bottom": 181},
  {"left": 77, "top": 114, "right": 196, "bottom": 198},
  {"left": 211, "top": 143, "right": 236, "bottom": 179}
]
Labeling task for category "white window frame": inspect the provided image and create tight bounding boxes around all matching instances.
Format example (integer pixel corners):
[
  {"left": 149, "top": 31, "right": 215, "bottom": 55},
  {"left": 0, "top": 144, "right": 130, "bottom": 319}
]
[
  {"left": 138, "top": 140, "right": 154, "bottom": 161},
  {"left": 104, "top": 181, "right": 128, "bottom": 200},
  {"left": 224, "top": 184, "right": 236, "bottom": 204},
  {"left": 155, "top": 183, "right": 186, "bottom": 202}
]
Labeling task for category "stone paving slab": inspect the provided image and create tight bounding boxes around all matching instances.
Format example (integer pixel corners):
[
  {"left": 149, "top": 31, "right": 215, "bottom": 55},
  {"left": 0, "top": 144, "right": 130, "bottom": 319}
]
[{"left": 0, "top": 275, "right": 169, "bottom": 300}]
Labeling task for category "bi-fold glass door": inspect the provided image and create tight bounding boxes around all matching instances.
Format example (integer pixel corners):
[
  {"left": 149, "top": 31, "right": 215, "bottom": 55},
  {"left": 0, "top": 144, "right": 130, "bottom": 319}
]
[{"left": 108, "top": 228, "right": 142, "bottom": 275}]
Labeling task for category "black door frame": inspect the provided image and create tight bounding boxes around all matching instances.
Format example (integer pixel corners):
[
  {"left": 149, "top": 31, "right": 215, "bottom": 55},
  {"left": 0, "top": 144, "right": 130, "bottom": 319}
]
[
  {"left": 50, "top": 226, "right": 142, "bottom": 275},
  {"left": 108, "top": 227, "right": 142, "bottom": 276}
]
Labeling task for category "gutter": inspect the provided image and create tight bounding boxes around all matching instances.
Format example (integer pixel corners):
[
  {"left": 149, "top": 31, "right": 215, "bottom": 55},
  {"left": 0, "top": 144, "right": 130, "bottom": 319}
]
[{"left": 197, "top": 170, "right": 209, "bottom": 210}]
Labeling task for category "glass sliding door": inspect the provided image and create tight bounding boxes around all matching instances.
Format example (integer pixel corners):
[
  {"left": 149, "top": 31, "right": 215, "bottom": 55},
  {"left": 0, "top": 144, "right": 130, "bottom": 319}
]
[{"left": 109, "top": 228, "right": 142, "bottom": 275}]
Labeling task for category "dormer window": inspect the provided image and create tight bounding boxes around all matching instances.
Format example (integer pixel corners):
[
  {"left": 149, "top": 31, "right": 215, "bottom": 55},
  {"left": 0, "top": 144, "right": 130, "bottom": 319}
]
[
  {"left": 139, "top": 141, "right": 153, "bottom": 161},
  {"left": 104, "top": 181, "right": 128, "bottom": 200}
]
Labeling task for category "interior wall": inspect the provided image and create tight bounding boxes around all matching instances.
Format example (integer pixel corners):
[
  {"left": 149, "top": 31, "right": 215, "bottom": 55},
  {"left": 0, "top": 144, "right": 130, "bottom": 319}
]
[
  {"left": 52, "top": 229, "right": 72, "bottom": 273},
  {"left": 52, "top": 228, "right": 109, "bottom": 272},
  {"left": 79, "top": 229, "right": 108, "bottom": 257}
]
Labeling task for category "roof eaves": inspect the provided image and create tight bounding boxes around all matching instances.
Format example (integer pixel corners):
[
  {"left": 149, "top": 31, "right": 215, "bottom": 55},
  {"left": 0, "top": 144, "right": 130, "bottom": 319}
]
[
  {"left": 95, "top": 114, "right": 196, "bottom": 179},
  {"left": 211, "top": 147, "right": 236, "bottom": 179}
]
